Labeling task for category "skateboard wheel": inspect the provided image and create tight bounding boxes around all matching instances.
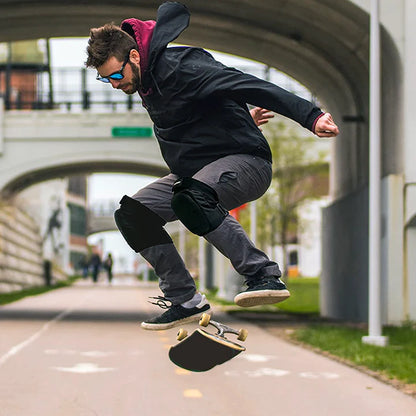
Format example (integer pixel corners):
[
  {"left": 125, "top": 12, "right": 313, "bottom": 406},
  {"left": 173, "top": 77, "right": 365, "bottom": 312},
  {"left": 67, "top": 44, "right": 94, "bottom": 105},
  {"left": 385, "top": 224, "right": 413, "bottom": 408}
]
[
  {"left": 237, "top": 328, "right": 248, "bottom": 341},
  {"left": 177, "top": 328, "right": 188, "bottom": 341},
  {"left": 199, "top": 313, "right": 211, "bottom": 327}
]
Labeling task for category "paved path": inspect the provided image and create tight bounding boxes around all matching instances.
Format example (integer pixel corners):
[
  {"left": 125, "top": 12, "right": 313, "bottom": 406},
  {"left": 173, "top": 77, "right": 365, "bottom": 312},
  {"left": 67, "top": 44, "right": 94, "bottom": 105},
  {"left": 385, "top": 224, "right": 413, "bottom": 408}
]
[{"left": 0, "top": 278, "right": 415, "bottom": 416}]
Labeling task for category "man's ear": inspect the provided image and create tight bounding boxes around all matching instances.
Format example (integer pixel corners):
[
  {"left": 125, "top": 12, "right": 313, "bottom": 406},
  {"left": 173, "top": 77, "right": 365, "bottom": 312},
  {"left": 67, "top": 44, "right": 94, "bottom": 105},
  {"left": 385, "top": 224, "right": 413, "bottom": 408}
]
[{"left": 129, "top": 49, "right": 141, "bottom": 65}]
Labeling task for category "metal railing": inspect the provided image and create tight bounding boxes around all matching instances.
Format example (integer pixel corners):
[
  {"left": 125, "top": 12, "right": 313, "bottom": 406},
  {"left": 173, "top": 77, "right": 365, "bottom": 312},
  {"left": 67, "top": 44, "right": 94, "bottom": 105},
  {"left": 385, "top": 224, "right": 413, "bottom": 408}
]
[
  {"left": 89, "top": 200, "right": 119, "bottom": 216},
  {"left": 3, "top": 64, "right": 317, "bottom": 112},
  {"left": 3, "top": 67, "right": 144, "bottom": 112}
]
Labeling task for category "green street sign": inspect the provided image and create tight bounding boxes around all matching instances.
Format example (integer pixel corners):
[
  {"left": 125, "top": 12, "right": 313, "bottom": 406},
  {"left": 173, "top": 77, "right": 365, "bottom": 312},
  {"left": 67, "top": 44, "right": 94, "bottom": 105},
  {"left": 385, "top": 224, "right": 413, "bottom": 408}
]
[{"left": 112, "top": 126, "right": 153, "bottom": 138}]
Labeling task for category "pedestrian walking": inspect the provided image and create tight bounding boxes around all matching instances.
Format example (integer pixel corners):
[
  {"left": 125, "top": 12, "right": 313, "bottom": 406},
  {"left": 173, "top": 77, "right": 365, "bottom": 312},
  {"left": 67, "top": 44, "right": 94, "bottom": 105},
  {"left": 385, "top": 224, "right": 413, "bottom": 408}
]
[
  {"left": 90, "top": 252, "right": 101, "bottom": 283},
  {"left": 104, "top": 253, "right": 114, "bottom": 284}
]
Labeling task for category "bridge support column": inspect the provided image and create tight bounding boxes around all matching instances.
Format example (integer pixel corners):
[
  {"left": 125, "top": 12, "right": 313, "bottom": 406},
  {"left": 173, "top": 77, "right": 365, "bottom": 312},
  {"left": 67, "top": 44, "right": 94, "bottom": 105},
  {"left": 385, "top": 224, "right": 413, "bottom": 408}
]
[{"left": 0, "top": 97, "right": 3, "bottom": 155}]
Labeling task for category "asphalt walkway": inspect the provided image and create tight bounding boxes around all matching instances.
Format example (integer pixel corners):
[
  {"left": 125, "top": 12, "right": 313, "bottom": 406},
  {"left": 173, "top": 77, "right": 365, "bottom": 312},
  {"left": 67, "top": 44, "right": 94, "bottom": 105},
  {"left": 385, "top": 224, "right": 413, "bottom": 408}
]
[{"left": 0, "top": 277, "right": 415, "bottom": 416}]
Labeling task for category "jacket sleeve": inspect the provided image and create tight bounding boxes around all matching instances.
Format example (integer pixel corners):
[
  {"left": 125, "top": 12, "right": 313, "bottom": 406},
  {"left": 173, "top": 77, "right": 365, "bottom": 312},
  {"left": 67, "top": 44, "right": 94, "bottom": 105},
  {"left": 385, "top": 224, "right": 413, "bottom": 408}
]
[{"left": 179, "top": 49, "right": 323, "bottom": 132}]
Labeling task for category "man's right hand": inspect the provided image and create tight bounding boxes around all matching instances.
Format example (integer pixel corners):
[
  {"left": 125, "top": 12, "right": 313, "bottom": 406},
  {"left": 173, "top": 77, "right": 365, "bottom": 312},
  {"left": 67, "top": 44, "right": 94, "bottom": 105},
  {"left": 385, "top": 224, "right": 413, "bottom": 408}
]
[{"left": 314, "top": 113, "right": 339, "bottom": 138}]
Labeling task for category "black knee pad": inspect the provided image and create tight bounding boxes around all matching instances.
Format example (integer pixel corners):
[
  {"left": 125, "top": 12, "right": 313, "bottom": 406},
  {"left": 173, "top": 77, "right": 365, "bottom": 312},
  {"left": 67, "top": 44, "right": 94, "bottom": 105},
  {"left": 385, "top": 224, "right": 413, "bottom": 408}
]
[
  {"left": 171, "top": 178, "right": 228, "bottom": 236},
  {"left": 114, "top": 195, "right": 172, "bottom": 252}
]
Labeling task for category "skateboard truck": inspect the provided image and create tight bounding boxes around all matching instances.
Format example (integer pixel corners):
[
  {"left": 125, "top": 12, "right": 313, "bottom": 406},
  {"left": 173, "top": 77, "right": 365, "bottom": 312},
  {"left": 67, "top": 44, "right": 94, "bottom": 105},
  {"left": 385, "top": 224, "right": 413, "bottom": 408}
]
[
  {"left": 177, "top": 313, "right": 248, "bottom": 342},
  {"left": 169, "top": 313, "right": 248, "bottom": 372}
]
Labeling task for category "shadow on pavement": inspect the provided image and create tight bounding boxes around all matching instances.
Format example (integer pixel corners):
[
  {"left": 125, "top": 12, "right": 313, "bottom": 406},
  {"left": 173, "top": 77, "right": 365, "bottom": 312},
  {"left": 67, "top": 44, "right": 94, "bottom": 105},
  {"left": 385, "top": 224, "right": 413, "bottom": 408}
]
[{"left": 0, "top": 309, "right": 149, "bottom": 323}]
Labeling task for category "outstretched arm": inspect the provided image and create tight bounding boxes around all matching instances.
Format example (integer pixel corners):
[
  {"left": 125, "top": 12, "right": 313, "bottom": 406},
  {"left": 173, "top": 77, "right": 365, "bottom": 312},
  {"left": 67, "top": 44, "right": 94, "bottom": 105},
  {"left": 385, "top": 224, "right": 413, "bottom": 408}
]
[
  {"left": 250, "top": 108, "right": 339, "bottom": 138},
  {"left": 180, "top": 51, "right": 339, "bottom": 135}
]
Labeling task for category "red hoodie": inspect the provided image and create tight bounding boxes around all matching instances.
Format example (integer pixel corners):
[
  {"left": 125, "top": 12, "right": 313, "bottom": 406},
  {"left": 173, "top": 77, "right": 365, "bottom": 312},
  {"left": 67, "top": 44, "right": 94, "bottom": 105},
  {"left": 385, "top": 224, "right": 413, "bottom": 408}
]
[{"left": 121, "top": 18, "right": 156, "bottom": 79}]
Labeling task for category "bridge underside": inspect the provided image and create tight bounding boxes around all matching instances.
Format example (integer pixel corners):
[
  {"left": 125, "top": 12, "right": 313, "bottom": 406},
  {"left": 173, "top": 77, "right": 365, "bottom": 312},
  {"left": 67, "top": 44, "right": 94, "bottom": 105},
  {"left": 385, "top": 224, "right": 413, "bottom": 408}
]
[{"left": 2, "top": 160, "right": 167, "bottom": 198}]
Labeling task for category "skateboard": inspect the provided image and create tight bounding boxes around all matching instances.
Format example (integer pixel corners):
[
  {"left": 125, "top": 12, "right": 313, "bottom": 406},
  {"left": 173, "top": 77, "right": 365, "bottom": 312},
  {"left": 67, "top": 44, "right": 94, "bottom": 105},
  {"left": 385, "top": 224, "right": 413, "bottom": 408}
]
[{"left": 168, "top": 313, "right": 248, "bottom": 372}]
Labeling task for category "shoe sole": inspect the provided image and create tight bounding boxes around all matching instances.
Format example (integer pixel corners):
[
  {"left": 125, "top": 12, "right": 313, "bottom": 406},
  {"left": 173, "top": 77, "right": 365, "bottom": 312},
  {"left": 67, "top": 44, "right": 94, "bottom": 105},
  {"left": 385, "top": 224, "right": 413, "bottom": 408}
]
[
  {"left": 141, "top": 308, "right": 212, "bottom": 331},
  {"left": 234, "top": 290, "right": 290, "bottom": 307}
]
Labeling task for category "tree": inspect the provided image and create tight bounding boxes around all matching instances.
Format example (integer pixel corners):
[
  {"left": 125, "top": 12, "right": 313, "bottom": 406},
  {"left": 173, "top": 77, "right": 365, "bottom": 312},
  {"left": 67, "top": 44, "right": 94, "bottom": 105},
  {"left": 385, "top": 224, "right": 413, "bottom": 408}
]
[{"left": 241, "top": 120, "right": 329, "bottom": 278}]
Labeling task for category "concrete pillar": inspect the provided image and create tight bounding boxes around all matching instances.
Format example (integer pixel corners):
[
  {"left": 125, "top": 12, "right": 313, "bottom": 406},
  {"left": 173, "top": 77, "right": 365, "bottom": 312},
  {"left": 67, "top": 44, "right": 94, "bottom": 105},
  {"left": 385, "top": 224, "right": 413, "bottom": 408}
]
[{"left": 0, "top": 97, "right": 3, "bottom": 155}]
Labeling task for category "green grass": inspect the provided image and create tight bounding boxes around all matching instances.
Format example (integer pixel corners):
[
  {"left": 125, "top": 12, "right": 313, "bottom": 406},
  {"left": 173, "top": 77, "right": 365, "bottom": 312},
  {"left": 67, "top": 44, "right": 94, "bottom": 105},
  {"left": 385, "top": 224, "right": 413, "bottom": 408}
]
[
  {"left": 205, "top": 276, "right": 320, "bottom": 315},
  {"left": 292, "top": 323, "right": 416, "bottom": 385},
  {"left": 0, "top": 276, "right": 80, "bottom": 306},
  {"left": 205, "top": 276, "right": 416, "bottom": 389},
  {"left": 275, "top": 277, "right": 319, "bottom": 314}
]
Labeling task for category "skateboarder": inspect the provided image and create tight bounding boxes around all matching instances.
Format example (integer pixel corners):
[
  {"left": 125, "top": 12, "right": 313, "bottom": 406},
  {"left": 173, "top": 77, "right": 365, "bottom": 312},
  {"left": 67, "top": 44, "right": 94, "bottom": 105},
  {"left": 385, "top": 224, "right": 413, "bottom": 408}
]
[{"left": 85, "top": 2, "right": 339, "bottom": 330}]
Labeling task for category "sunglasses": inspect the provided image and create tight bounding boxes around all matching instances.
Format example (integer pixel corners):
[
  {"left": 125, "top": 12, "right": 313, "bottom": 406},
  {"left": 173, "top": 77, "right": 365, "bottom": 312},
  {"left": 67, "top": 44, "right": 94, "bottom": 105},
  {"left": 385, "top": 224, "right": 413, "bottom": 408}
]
[{"left": 96, "top": 51, "right": 132, "bottom": 83}]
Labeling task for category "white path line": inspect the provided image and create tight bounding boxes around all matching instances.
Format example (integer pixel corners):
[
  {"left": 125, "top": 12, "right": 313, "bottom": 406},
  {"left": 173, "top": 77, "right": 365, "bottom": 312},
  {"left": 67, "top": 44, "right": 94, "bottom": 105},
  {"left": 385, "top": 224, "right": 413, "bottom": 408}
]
[{"left": 0, "top": 295, "right": 91, "bottom": 368}]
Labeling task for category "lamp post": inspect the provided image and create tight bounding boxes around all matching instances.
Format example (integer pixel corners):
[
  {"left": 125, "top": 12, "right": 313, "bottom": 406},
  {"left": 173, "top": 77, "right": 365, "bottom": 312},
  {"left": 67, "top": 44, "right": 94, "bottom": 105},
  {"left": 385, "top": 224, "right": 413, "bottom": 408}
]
[{"left": 362, "top": 0, "right": 388, "bottom": 347}]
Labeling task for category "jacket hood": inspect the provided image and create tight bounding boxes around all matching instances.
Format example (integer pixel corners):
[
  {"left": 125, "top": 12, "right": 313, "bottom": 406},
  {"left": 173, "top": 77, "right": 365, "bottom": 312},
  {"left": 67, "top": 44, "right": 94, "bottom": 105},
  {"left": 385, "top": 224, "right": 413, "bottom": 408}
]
[
  {"left": 147, "top": 2, "right": 190, "bottom": 72},
  {"left": 121, "top": 18, "right": 156, "bottom": 78},
  {"left": 121, "top": 2, "right": 190, "bottom": 93}
]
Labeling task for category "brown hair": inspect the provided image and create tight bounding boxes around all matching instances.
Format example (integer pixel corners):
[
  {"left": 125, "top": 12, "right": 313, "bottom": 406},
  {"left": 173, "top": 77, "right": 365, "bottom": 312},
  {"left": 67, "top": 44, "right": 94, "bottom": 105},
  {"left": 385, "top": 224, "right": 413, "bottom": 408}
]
[{"left": 85, "top": 23, "right": 137, "bottom": 68}]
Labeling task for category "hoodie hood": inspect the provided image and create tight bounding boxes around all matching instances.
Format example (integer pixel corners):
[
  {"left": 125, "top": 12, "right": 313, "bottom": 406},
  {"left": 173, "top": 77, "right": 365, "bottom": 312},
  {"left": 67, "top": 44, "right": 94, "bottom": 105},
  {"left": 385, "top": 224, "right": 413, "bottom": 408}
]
[
  {"left": 121, "top": 2, "right": 190, "bottom": 93},
  {"left": 120, "top": 18, "right": 156, "bottom": 79}
]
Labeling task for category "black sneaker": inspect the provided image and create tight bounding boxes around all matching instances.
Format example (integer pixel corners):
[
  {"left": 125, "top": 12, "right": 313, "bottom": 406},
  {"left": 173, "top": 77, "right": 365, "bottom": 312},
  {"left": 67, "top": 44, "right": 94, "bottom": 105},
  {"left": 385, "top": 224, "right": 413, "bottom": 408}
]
[
  {"left": 234, "top": 276, "right": 290, "bottom": 307},
  {"left": 141, "top": 295, "right": 212, "bottom": 330}
]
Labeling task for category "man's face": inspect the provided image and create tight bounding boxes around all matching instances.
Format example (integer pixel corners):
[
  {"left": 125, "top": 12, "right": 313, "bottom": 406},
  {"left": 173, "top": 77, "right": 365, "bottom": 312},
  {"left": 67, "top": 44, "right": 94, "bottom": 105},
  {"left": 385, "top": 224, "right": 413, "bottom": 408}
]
[{"left": 97, "top": 54, "right": 141, "bottom": 95}]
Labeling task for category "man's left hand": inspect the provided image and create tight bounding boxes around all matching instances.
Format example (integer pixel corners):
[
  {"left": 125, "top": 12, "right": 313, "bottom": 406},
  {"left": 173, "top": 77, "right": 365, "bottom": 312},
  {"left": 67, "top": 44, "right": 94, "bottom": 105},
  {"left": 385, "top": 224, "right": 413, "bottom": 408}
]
[{"left": 250, "top": 107, "right": 274, "bottom": 128}]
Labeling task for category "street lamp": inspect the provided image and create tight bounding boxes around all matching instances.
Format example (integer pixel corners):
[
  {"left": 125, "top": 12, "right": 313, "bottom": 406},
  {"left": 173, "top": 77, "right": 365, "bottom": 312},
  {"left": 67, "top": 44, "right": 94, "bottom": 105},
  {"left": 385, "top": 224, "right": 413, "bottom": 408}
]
[{"left": 362, "top": 0, "right": 388, "bottom": 347}]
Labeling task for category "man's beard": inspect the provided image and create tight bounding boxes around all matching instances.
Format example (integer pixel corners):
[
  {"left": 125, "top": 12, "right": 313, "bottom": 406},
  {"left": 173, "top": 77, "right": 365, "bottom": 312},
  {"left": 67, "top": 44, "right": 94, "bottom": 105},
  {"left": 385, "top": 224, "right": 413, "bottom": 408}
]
[{"left": 123, "top": 63, "right": 141, "bottom": 95}]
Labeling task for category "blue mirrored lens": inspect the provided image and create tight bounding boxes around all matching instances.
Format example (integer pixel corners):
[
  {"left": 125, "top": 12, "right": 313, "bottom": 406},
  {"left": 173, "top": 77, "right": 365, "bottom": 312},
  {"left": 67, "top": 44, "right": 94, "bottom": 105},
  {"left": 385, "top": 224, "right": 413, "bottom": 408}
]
[{"left": 109, "top": 73, "right": 123, "bottom": 80}]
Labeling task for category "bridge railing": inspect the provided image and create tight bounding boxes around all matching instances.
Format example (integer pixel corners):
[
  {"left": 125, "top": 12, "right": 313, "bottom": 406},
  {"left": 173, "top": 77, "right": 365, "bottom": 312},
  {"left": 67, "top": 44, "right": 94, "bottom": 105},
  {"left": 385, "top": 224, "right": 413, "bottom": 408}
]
[
  {"left": 2, "top": 65, "right": 316, "bottom": 112},
  {"left": 89, "top": 200, "right": 119, "bottom": 217},
  {"left": 4, "top": 67, "right": 145, "bottom": 112}
]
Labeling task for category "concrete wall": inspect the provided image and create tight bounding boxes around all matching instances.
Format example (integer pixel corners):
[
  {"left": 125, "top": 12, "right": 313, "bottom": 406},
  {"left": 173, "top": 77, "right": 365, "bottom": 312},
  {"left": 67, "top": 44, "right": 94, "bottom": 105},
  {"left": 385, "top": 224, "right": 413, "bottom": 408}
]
[
  {"left": 17, "top": 179, "right": 70, "bottom": 272},
  {"left": 0, "top": 202, "right": 65, "bottom": 292},
  {"left": 321, "top": 186, "right": 369, "bottom": 322},
  {"left": 0, "top": 203, "right": 44, "bottom": 291},
  {"left": 322, "top": 175, "right": 406, "bottom": 324}
]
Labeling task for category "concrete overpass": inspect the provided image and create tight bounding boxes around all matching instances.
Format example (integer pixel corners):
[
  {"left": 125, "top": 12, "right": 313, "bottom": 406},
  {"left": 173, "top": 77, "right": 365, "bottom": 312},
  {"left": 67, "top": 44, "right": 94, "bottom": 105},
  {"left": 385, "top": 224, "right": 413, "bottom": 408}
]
[
  {"left": 0, "top": 109, "right": 168, "bottom": 197},
  {"left": 0, "top": 0, "right": 415, "bottom": 324}
]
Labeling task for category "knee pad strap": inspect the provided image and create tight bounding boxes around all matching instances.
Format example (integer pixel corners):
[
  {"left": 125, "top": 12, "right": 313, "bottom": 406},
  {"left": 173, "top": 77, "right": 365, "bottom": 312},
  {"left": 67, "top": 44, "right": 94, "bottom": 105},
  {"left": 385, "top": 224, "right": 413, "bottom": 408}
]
[
  {"left": 114, "top": 195, "right": 172, "bottom": 252},
  {"left": 171, "top": 178, "right": 228, "bottom": 236}
]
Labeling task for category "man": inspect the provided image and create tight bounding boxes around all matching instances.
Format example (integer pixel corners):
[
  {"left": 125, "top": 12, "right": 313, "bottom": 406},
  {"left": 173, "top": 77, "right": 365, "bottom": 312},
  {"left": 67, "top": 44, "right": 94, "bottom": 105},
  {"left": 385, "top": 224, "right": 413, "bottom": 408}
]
[
  {"left": 90, "top": 251, "right": 101, "bottom": 283},
  {"left": 86, "top": 2, "right": 339, "bottom": 330}
]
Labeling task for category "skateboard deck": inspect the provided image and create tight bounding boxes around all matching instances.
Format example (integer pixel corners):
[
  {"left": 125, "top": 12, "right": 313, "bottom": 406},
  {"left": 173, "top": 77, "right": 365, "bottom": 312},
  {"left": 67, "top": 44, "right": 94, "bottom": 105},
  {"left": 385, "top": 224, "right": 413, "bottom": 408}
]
[{"left": 168, "top": 314, "right": 247, "bottom": 372}]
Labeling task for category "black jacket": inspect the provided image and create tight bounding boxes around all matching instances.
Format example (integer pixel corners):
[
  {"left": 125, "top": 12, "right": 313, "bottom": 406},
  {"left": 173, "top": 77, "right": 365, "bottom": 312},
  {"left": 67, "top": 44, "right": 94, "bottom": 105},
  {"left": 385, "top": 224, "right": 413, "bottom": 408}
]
[{"left": 124, "top": 2, "right": 323, "bottom": 177}]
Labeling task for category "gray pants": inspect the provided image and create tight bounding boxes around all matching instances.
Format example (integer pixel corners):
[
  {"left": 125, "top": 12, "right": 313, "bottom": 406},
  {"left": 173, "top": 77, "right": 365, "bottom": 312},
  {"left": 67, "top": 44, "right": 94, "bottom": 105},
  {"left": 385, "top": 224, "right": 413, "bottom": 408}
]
[{"left": 132, "top": 154, "right": 281, "bottom": 304}]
